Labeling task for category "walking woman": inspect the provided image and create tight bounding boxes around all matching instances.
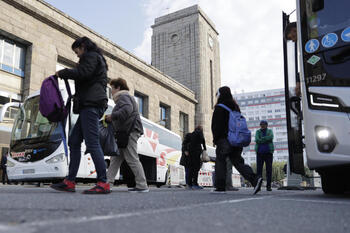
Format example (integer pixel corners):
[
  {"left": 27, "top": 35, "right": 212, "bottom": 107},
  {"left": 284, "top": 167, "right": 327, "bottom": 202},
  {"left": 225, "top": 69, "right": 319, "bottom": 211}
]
[
  {"left": 211, "top": 86, "right": 262, "bottom": 194},
  {"left": 51, "top": 36, "right": 110, "bottom": 194},
  {"left": 105, "top": 78, "right": 149, "bottom": 193}
]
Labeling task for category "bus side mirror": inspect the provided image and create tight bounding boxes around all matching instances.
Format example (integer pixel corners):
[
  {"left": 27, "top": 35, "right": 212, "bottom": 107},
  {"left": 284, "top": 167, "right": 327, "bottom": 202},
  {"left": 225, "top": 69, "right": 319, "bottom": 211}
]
[
  {"left": 312, "top": 0, "right": 324, "bottom": 12},
  {"left": 0, "top": 102, "right": 21, "bottom": 122}
]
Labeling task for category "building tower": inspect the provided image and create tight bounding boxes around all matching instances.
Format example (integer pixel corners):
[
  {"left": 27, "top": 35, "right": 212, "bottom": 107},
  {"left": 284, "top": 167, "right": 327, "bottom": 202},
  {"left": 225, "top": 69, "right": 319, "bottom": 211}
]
[{"left": 151, "top": 5, "right": 221, "bottom": 143}]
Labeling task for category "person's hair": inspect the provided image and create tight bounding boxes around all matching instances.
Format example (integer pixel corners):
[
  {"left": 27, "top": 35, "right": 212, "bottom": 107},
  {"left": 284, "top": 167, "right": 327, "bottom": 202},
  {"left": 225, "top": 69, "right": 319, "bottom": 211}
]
[
  {"left": 110, "top": 78, "right": 129, "bottom": 91},
  {"left": 195, "top": 125, "right": 203, "bottom": 131},
  {"left": 71, "top": 36, "right": 108, "bottom": 70},
  {"left": 284, "top": 22, "right": 297, "bottom": 41},
  {"left": 216, "top": 86, "right": 240, "bottom": 112}
]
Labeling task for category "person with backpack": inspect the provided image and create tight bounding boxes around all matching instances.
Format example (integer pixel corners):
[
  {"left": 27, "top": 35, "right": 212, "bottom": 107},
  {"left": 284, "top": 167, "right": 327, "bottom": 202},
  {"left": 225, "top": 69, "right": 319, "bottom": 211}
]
[
  {"left": 104, "top": 78, "right": 149, "bottom": 193},
  {"left": 51, "top": 37, "right": 110, "bottom": 194},
  {"left": 187, "top": 126, "right": 206, "bottom": 190},
  {"left": 211, "top": 86, "right": 262, "bottom": 194},
  {"left": 255, "top": 120, "right": 274, "bottom": 191}
]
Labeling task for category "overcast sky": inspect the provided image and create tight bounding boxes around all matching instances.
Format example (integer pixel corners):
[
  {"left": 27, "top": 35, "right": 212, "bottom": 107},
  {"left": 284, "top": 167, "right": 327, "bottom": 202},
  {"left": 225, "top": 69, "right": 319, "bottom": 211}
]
[{"left": 45, "top": 0, "right": 296, "bottom": 93}]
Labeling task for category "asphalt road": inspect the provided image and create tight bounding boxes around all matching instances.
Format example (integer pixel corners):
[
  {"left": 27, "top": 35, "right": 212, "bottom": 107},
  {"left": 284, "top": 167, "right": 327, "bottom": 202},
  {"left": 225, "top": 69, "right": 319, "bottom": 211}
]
[{"left": 0, "top": 185, "right": 349, "bottom": 233}]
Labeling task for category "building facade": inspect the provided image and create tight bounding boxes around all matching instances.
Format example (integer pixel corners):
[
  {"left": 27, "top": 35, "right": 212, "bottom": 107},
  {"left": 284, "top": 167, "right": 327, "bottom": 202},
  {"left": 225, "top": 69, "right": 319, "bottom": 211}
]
[
  {"left": 234, "top": 88, "right": 289, "bottom": 165},
  {"left": 151, "top": 5, "right": 221, "bottom": 144},
  {"left": 0, "top": 0, "right": 206, "bottom": 154}
]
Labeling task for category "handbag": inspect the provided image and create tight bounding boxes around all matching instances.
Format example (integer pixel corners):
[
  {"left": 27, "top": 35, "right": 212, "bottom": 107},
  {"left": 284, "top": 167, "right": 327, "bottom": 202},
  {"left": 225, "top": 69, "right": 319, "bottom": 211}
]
[
  {"left": 114, "top": 115, "right": 137, "bottom": 149},
  {"left": 200, "top": 150, "right": 210, "bottom": 162},
  {"left": 99, "top": 121, "right": 119, "bottom": 156}
]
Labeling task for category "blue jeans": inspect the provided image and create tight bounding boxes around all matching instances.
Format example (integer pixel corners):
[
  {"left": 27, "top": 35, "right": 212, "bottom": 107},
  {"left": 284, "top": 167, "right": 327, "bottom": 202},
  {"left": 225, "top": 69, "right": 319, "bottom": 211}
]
[{"left": 67, "top": 107, "right": 107, "bottom": 182}]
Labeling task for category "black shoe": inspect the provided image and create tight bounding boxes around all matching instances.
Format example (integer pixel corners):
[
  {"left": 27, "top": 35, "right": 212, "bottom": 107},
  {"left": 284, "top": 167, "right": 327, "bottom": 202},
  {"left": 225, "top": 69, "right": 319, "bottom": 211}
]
[
  {"left": 226, "top": 186, "right": 239, "bottom": 191},
  {"left": 253, "top": 178, "right": 263, "bottom": 195},
  {"left": 128, "top": 187, "right": 149, "bottom": 193},
  {"left": 192, "top": 185, "right": 204, "bottom": 190},
  {"left": 266, "top": 187, "right": 272, "bottom": 191},
  {"left": 211, "top": 188, "right": 226, "bottom": 194}
]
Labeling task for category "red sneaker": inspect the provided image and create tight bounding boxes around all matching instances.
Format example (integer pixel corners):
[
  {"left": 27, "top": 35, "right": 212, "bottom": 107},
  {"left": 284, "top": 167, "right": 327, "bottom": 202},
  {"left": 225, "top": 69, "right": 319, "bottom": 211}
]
[
  {"left": 83, "top": 182, "right": 111, "bottom": 194},
  {"left": 50, "top": 179, "right": 76, "bottom": 192}
]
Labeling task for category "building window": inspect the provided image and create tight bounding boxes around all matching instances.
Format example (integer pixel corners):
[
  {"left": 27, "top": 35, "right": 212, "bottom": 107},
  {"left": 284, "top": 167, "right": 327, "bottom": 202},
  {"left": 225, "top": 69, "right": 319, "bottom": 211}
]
[
  {"left": 210, "top": 60, "right": 214, "bottom": 109},
  {"left": 159, "top": 103, "right": 170, "bottom": 129},
  {"left": 179, "top": 112, "right": 189, "bottom": 139},
  {"left": 134, "top": 91, "right": 149, "bottom": 118},
  {"left": 0, "top": 37, "right": 26, "bottom": 77}
]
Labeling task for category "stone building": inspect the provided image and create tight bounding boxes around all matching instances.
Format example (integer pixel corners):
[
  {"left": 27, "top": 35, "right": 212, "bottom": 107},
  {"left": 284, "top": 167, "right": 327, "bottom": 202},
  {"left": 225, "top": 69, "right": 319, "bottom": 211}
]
[
  {"left": 152, "top": 5, "right": 221, "bottom": 143},
  {"left": 0, "top": 0, "right": 202, "bottom": 153}
]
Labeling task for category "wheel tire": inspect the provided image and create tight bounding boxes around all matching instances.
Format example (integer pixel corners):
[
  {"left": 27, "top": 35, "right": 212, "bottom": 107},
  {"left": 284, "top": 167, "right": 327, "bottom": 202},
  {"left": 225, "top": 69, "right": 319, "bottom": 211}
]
[{"left": 321, "top": 172, "right": 345, "bottom": 194}]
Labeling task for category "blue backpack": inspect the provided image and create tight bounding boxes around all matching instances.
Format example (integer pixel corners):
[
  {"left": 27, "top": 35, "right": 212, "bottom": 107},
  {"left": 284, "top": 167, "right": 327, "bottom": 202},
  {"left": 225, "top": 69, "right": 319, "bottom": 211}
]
[{"left": 217, "top": 104, "right": 251, "bottom": 147}]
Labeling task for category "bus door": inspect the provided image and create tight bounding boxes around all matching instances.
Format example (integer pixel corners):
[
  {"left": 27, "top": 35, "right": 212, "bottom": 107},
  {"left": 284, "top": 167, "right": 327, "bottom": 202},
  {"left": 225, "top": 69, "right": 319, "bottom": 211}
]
[{"left": 282, "top": 12, "right": 305, "bottom": 175}]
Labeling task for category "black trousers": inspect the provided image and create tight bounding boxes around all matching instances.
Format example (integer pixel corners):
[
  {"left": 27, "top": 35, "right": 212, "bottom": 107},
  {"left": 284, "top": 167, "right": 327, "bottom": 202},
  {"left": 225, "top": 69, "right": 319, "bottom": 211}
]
[
  {"left": 188, "top": 152, "right": 201, "bottom": 186},
  {"left": 215, "top": 139, "right": 258, "bottom": 190},
  {"left": 257, "top": 153, "right": 273, "bottom": 188},
  {"left": 1, "top": 168, "right": 8, "bottom": 184}
]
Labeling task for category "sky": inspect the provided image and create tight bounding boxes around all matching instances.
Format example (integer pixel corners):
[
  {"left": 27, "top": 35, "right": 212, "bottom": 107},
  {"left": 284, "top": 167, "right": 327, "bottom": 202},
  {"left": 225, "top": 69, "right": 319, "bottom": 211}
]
[{"left": 45, "top": 0, "right": 296, "bottom": 93}]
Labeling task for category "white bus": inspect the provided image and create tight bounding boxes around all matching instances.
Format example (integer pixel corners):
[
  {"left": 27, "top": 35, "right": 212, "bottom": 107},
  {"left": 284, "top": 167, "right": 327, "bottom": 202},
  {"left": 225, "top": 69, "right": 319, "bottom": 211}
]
[
  {"left": 0, "top": 82, "right": 216, "bottom": 187},
  {"left": 283, "top": 0, "right": 350, "bottom": 194}
]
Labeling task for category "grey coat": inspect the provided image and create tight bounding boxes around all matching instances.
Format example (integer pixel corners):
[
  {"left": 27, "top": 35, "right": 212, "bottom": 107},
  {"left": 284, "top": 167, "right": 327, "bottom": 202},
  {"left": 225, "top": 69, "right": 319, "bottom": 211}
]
[{"left": 111, "top": 91, "right": 143, "bottom": 135}]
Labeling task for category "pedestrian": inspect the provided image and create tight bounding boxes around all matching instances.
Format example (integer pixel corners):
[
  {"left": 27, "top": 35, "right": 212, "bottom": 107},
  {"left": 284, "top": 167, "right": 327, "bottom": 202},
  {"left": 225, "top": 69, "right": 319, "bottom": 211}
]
[
  {"left": 255, "top": 120, "right": 274, "bottom": 191},
  {"left": 284, "top": 22, "right": 297, "bottom": 42},
  {"left": 226, "top": 158, "right": 239, "bottom": 191},
  {"left": 1, "top": 153, "right": 9, "bottom": 185},
  {"left": 51, "top": 36, "right": 110, "bottom": 194},
  {"left": 105, "top": 78, "right": 149, "bottom": 193},
  {"left": 284, "top": 22, "right": 301, "bottom": 97},
  {"left": 187, "top": 126, "right": 206, "bottom": 190},
  {"left": 211, "top": 86, "right": 262, "bottom": 194},
  {"left": 180, "top": 132, "right": 192, "bottom": 189}
]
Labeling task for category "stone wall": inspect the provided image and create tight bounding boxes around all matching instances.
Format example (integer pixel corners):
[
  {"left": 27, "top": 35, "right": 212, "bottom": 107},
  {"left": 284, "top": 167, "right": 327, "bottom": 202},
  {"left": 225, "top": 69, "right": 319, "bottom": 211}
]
[
  {"left": 0, "top": 0, "right": 196, "bottom": 137},
  {"left": 151, "top": 5, "right": 221, "bottom": 145}
]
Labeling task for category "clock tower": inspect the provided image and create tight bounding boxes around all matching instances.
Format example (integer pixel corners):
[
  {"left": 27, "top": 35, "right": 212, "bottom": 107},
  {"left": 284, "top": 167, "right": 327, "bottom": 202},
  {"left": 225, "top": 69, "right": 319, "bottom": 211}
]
[{"left": 151, "top": 5, "right": 221, "bottom": 143}]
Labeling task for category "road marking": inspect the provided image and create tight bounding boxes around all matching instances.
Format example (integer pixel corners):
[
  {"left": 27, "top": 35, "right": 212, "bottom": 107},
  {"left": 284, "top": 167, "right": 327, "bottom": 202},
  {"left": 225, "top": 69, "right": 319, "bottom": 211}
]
[
  {"left": 0, "top": 196, "right": 266, "bottom": 231},
  {"left": 278, "top": 198, "right": 350, "bottom": 206}
]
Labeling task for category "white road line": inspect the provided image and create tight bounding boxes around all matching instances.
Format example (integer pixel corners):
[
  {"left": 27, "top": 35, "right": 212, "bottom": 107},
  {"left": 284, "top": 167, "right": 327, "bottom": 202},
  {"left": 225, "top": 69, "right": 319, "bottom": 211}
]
[
  {"left": 278, "top": 198, "right": 350, "bottom": 206},
  {"left": 0, "top": 196, "right": 266, "bottom": 231}
]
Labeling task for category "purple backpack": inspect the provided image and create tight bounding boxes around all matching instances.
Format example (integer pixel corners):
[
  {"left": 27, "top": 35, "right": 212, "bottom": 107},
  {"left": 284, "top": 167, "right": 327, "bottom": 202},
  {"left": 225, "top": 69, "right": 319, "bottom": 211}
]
[{"left": 39, "top": 76, "right": 71, "bottom": 122}]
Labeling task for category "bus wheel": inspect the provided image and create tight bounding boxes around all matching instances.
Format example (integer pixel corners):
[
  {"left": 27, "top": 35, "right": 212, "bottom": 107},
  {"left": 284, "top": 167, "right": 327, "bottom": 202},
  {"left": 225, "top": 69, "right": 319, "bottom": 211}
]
[{"left": 321, "top": 172, "right": 345, "bottom": 194}]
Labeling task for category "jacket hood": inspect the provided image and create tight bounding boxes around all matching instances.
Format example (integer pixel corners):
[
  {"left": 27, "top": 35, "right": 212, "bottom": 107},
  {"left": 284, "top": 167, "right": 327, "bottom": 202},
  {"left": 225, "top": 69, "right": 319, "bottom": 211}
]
[{"left": 113, "top": 90, "right": 129, "bottom": 103}]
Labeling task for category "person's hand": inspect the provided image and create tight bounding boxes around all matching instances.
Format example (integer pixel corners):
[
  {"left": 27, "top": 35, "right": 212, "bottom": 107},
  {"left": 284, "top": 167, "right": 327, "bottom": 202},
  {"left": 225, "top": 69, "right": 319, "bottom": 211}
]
[
  {"left": 105, "top": 114, "right": 112, "bottom": 123},
  {"left": 185, "top": 151, "right": 189, "bottom": 156}
]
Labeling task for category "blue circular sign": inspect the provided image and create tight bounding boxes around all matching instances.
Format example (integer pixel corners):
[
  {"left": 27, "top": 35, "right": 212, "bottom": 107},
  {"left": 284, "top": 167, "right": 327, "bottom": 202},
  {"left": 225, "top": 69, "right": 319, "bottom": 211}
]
[
  {"left": 321, "top": 33, "right": 338, "bottom": 48},
  {"left": 341, "top": 27, "right": 350, "bottom": 42},
  {"left": 305, "top": 39, "right": 319, "bottom": 53}
]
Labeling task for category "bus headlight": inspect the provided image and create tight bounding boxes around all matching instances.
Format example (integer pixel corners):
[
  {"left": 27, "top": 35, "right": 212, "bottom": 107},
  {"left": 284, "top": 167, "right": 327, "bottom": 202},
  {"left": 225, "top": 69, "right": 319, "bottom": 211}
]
[
  {"left": 315, "top": 126, "right": 337, "bottom": 153},
  {"left": 6, "top": 160, "right": 15, "bottom": 167},
  {"left": 45, "top": 154, "right": 65, "bottom": 164}
]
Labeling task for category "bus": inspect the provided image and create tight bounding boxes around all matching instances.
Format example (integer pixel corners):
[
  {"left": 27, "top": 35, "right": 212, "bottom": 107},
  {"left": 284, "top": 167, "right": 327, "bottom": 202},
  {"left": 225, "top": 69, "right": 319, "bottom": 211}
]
[
  {"left": 283, "top": 0, "right": 350, "bottom": 194},
  {"left": 0, "top": 81, "right": 216, "bottom": 187}
]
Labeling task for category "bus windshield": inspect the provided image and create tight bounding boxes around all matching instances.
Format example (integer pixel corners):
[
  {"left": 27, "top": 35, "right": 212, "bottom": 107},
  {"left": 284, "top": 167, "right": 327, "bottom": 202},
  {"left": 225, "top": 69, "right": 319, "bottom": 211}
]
[
  {"left": 11, "top": 96, "right": 59, "bottom": 144},
  {"left": 306, "top": 0, "right": 350, "bottom": 39},
  {"left": 300, "top": 0, "right": 350, "bottom": 91}
]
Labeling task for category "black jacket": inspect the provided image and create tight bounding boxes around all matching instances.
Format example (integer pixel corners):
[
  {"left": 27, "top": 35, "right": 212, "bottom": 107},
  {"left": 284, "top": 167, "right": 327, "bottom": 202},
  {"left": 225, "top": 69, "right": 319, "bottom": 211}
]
[
  {"left": 211, "top": 100, "right": 240, "bottom": 145},
  {"left": 189, "top": 129, "right": 206, "bottom": 154},
  {"left": 58, "top": 51, "right": 108, "bottom": 110}
]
